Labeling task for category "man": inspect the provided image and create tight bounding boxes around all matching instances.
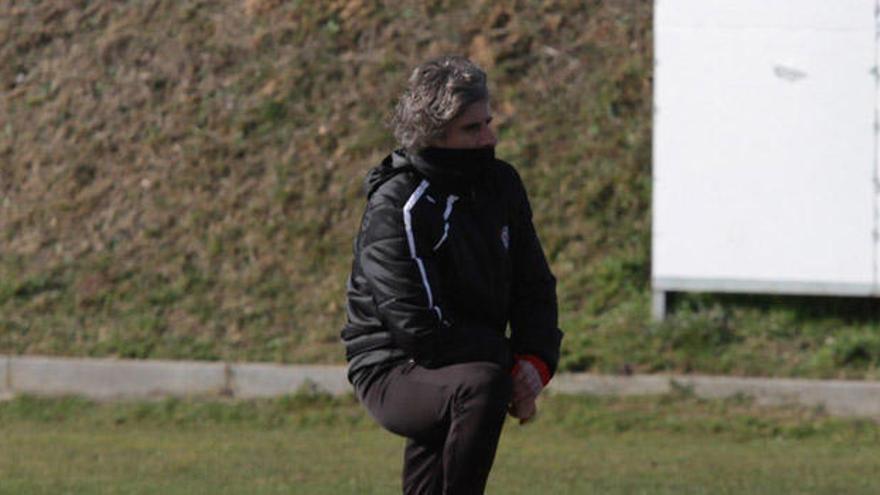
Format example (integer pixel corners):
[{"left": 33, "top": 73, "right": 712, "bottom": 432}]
[{"left": 341, "top": 55, "right": 563, "bottom": 494}]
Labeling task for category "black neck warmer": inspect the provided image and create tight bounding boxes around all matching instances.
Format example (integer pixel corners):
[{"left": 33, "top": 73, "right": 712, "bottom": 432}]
[{"left": 410, "top": 146, "right": 495, "bottom": 190}]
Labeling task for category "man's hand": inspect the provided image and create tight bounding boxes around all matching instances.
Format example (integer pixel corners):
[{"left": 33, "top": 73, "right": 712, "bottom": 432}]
[{"left": 509, "top": 359, "right": 544, "bottom": 424}]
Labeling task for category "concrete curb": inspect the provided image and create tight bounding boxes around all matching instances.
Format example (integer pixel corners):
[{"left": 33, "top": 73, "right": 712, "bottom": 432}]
[
  {"left": 1, "top": 355, "right": 879, "bottom": 418},
  {"left": 7, "top": 356, "right": 227, "bottom": 400},
  {"left": 550, "top": 373, "right": 670, "bottom": 396},
  {"left": 679, "top": 375, "right": 880, "bottom": 417},
  {"left": 229, "top": 363, "right": 350, "bottom": 398},
  {"left": 549, "top": 373, "right": 880, "bottom": 417}
]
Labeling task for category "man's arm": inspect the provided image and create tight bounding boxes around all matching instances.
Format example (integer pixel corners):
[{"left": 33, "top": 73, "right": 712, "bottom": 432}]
[{"left": 508, "top": 167, "right": 564, "bottom": 381}]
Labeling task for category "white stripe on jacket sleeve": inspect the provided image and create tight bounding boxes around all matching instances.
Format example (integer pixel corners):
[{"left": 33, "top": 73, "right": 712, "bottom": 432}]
[{"left": 432, "top": 194, "right": 458, "bottom": 251}]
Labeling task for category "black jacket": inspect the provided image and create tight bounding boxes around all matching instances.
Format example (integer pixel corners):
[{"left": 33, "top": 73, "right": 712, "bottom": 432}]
[{"left": 341, "top": 149, "right": 563, "bottom": 384}]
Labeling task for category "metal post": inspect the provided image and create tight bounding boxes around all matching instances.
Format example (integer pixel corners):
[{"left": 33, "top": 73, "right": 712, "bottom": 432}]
[{"left": 652, "top": 290, "right": 667, "bottom": 321}]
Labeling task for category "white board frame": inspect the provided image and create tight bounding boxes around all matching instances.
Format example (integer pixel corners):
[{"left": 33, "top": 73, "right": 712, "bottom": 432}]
[{"left": 652, "top": 0, "right": 880, "bottom": 318}]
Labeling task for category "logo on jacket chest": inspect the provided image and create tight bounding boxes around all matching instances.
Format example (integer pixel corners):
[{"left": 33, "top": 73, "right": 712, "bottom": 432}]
[{"left": 500, "top": 225, "right": 509, "bottom": 252}]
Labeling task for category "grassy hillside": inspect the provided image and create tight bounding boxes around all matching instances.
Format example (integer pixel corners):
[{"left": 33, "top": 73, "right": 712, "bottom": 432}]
[{"left": 2, "top": 0, "right": 879, "bottom": 378}]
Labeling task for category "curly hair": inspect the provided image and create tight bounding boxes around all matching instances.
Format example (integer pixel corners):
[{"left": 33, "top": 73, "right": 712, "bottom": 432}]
[{"left": 391, "top": 56, "right": 489, "bottom": 152}]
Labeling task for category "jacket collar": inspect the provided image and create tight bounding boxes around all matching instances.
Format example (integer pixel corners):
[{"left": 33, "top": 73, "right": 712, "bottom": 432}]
[{"left": 406, "top": 147, "right": 494, "bottom": 191}]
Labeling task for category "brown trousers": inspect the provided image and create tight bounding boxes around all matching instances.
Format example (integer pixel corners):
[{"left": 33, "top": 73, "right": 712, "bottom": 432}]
[{"left": 356, "top": 360, "right": 513, "bottom": 495}]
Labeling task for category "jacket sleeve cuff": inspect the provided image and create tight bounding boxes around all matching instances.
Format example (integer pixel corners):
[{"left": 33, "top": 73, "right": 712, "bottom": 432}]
[{"left": 514, "top": 354, "right": 552, "bottom": 386}]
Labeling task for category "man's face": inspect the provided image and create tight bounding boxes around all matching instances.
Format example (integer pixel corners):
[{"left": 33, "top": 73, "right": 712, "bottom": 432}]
[{"left": 431, "top": 100, "right": 498, "bottom": 149}]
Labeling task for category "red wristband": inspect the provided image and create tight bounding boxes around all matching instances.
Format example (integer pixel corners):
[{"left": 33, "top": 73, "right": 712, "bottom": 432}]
[{"left": 513, "top": 354, "right": 551, "bottom": 386}]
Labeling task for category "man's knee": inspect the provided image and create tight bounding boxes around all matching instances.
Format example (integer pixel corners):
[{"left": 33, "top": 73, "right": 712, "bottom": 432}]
[{"left": 453, "top": 362, "right": 512, "bottom": 407}]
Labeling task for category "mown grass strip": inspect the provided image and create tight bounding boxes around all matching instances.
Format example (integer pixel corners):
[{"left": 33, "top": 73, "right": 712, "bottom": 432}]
[{"left": 1, "top": 391, "right": 878, "bottom": 494}]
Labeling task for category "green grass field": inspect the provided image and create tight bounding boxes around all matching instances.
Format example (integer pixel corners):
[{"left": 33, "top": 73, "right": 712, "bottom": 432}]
[{"left": 2, "top": 392, "right": 878, "bottom": 494}]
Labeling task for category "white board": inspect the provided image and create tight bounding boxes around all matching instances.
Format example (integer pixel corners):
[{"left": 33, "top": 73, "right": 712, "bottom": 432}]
[{"left": 653, "top": 0, "right": 879, "bottom": 298}]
